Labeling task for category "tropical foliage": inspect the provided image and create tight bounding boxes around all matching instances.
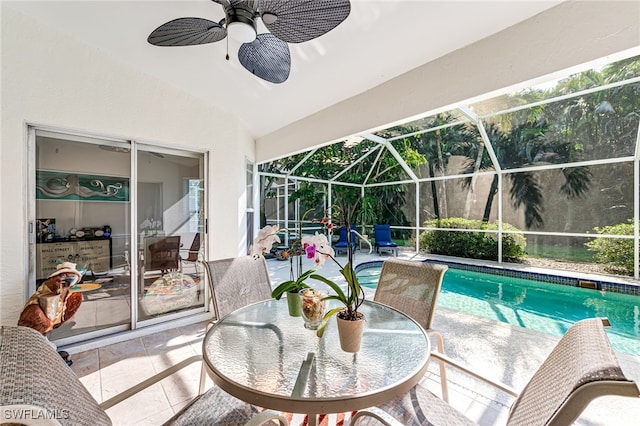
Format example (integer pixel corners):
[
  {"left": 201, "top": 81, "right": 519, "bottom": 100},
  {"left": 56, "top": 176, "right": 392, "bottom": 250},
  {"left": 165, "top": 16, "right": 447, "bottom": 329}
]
[
  {"left": 585, "top": 221, "right": 634, "bottom": 276},
  {"left": 420, "top": 218, "right": 527, "bottom": 262}
]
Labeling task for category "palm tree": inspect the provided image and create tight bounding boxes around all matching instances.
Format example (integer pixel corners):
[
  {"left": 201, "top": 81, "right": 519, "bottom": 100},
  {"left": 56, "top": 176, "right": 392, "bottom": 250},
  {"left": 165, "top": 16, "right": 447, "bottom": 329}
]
[
  {"left": 412, "top": 115, "right": 458, "bottom": 219},
  {"left": 459, "top": 117, "right": 591, "bottom": 229}
]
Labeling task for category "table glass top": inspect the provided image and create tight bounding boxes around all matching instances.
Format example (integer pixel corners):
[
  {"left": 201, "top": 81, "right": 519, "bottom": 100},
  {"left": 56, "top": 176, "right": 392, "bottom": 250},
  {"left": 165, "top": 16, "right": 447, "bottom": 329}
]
[{"left": 203, "top": 299, "right": 429, "bottom": 402}]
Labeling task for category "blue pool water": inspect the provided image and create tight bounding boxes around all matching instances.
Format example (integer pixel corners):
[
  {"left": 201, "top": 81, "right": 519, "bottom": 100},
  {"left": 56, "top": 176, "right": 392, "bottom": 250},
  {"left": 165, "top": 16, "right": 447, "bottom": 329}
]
[{"left": 356, "top": 264, "right": 640, "bottom": 356}]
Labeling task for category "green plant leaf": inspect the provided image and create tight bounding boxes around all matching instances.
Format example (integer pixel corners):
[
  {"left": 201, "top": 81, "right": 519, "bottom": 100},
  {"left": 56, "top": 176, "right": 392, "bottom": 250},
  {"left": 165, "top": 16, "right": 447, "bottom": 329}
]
[
  {"left": 309, "top": 273, "right": 348, "bottom": 304},
  {"left": 271, "top": 280, "right": 308, "bottom": 300},
  {"left": 315, "top": 307, "right": 344, "bottom": 337},
  {"left": 297, "top": 268, "right": 316, "bottom": 281},
  {"left": 321, "top": 295, "right": 344, "bottom": 303}
]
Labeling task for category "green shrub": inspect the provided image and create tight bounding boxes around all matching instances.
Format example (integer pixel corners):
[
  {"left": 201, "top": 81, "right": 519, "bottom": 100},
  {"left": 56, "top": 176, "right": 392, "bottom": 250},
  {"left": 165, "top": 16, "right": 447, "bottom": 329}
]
[
  {"left": 585, "top": 221, "right": 634, "bottom": 276},
  {"left": 419, "top": 218, "right": 526, "bottom": 262}
]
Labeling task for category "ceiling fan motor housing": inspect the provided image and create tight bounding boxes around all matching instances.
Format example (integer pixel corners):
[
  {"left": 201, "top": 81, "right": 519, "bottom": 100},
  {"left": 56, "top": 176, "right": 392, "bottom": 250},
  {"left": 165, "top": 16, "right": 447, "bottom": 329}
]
[{"left": 224, "top": 1, "right": 258, "bottom": 42}]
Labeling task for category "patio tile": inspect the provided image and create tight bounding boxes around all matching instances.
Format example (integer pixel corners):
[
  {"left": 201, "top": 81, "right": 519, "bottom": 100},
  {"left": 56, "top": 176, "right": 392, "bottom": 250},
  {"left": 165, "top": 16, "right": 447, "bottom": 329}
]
[
  {"left": 466, "top": 398, "right": 509, "bottom": 426},
  {"left": 69, "top": 348, "right": 101, "bottom": 402},
  {"left": 141, "top": 327, "right": 185, "bottom": 356},
  {"left": 129, "top": 406, "right": 176, "bottom": 426},
  {"left": 98, "top": 337, "right": 148, "bottom": 370},
  {"left": 158, "top": 362, "right": 203, "bottom": 407},
  {"left": 105, "top": 382, "right": 171, "bottom": 425}
]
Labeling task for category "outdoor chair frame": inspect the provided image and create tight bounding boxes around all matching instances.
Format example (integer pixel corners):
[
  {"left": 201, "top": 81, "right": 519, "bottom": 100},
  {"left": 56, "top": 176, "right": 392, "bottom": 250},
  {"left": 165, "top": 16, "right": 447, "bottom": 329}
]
[
  {"left": 373, "top": 259, "right": 450, "bottom": 401},
  {"left": 351, "top": 317, "right": 640, "bottom": 426},
  {"left": 0, "top": 325, "right": 288, "bottom": 426}
]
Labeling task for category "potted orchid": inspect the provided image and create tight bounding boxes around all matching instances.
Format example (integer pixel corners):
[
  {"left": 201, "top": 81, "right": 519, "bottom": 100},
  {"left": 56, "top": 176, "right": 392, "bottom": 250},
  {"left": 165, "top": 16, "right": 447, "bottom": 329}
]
[
  {"left": 271, "top": 231, "right": 335, "bottom": 318},
  {"left": 309, "top": 204, "right": 366, "bottom": 352},
  {"left": 251, "top": 211, "right": 334, "bottom": 317},
  {"left": 251, "top": 202, "right": 366, "bottom": 351}
]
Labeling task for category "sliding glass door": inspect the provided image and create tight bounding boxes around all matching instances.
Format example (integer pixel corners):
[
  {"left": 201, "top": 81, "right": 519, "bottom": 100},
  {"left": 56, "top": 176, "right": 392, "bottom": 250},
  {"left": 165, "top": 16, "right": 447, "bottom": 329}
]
[
  {"left": 34, "top": 133, "right": 133, "bottom": 341},
  {"left": 136, "top": 145, "right": 205, "bottom": 322},
  {"left": 31, "top": 129, "right": 206, "bottom": 344}
]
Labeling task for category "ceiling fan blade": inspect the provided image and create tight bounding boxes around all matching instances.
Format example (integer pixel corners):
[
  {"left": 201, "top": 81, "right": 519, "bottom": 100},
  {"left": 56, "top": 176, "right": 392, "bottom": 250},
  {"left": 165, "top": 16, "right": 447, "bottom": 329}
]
[
  {"left": 212, "top": 0, "right": 242, "bottom": 6},
  {"left": 148, "top": 18, "right": 227, "bottom": 46},
  {"left": 259, "top": 0, "right": 350, "bottom": 43},
  {"left": 238, "top": 34, "right": 291, "bottom": 84}
]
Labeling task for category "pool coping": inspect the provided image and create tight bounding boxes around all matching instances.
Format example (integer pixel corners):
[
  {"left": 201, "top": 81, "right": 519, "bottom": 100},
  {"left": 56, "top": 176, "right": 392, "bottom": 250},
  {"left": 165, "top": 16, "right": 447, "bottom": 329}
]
[{"left": 355, "top": 255, "right": 640, "bottom": 297}]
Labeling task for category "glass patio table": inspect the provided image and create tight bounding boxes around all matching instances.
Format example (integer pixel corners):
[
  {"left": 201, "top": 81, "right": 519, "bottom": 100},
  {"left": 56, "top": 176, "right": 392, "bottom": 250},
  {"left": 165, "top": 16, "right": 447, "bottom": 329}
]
[{"left": 202, "top": 299, "right": 430, "bottom": 425}]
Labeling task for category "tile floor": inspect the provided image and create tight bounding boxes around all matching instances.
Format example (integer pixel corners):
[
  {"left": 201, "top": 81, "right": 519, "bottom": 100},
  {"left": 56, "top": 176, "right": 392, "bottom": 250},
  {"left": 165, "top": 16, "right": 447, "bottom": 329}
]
[{"left": 67, "top": 251, "right": 640, "bottom": 425}]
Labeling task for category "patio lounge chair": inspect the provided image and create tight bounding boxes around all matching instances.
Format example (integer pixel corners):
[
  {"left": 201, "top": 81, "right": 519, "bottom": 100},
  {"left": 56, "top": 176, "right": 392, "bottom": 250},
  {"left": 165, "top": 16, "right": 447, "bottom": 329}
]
[
  {"left": 334, "top": 225, "right": 357, "bottom": 255},
  {"left": 373, "top": 225, "right": 398, "bottom": 256},
  {"left": 0, "top": 325, "right": 288, "bottom": 426},
  {"left": 351, "top": 317, "right": 640, "bottom": 426},
  {"left": 374, "top": 259, "right": 450, "bottom": 402}
]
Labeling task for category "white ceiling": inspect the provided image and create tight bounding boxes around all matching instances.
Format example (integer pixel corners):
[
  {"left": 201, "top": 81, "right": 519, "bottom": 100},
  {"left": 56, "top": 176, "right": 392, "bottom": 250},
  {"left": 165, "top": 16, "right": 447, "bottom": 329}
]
[{"left": 5, "top": 0, "right": 564, "bottom": 139}]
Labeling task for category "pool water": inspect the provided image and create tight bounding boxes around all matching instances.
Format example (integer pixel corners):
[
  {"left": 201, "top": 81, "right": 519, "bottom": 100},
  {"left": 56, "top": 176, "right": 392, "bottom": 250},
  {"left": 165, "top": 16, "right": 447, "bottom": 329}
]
[{"left": 357, "top": 265, "right": 640, "bottom": 356}]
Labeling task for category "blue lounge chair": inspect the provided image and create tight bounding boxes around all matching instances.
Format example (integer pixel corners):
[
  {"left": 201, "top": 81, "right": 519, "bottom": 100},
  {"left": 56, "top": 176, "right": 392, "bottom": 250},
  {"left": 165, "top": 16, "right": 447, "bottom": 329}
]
[
  {"left": 334, "top": 225, "right": 357, "bottom": 255},
  {"left": 374, "top": 224, "right": 398, "bottom": 256}
]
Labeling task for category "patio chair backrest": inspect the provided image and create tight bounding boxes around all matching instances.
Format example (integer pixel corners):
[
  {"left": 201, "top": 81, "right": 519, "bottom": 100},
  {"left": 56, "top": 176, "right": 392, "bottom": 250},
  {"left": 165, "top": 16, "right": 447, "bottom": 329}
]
[
  {"left": 506, "top": 317, "right": 640, "bottom": 425},
  {"left": 203, "top": 256, "right": 273, "bottom": 320},
  {"left": 373, "top": 259, "right": 447, "bottom": 331},
  {"left": 336, "top": 225, "right": 357, "bottom": 245},
  {"left": 0, "top": 325, "right": 112, "bottom": 426},
  {"left": 373, "top": 224, "right": 392, "bottom": 243}
]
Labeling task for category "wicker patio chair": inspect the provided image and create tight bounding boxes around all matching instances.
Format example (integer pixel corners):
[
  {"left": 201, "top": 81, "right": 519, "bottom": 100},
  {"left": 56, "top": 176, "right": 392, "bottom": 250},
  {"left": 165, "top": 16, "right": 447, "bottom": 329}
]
[
  {"left": 373, "top": 259, "right": 450, "bottom": 401},
  {"left": 351, "top": 317, "right": 640, "bottom": 426},
  {"left": 0, "top": 325, "right": 288, "bottom": 426}
]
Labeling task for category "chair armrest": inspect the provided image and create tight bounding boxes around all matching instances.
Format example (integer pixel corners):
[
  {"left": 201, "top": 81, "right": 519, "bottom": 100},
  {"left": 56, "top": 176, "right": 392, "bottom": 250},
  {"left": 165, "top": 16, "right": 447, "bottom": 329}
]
[
  {"left": 100, "top": 355, "right": 202, "bottom": 410},
  {"left": 244, "top": 410, "right": 289, "bottom": 426},
  {"left": 430, "top": 351, "right": 519, "bottom": 397},
  {"left": 351, "top": 406, "right": 405, "bottom": 426}
]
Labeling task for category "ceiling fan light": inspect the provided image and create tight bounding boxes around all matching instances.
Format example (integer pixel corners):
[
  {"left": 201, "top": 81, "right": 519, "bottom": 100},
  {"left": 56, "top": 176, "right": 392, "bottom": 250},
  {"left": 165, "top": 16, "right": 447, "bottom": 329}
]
[{"left": 228, "top": 21, "right": 257, "bottom": 43}]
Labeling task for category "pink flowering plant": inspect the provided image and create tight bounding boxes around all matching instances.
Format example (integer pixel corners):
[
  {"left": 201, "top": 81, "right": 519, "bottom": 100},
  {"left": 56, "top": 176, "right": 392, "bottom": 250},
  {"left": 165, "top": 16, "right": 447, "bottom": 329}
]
[
  {"left": 251, "top": 203, "right": 365, "bottom": 338},
  {"left": 308, "top": 204, "right": 365, "bottom": 338},
  {"left": 251, "top": 210, "right": 335, "bottom": 300}
]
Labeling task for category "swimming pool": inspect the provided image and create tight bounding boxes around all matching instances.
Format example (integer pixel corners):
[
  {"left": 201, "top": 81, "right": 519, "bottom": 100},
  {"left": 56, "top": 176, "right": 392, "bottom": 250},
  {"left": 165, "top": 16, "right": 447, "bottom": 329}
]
[{"left": 356, "top": 262, "right": 640, "bottom": 356}]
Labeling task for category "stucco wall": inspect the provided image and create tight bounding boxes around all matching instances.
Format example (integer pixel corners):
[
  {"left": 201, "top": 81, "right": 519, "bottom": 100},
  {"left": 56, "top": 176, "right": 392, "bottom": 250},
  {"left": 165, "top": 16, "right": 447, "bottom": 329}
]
[
  {"left": 0, "top": 6, "right": 254, "bottom": 324},
  {"left": 256, "top": 0, "right": 640, "bottom": 162}
]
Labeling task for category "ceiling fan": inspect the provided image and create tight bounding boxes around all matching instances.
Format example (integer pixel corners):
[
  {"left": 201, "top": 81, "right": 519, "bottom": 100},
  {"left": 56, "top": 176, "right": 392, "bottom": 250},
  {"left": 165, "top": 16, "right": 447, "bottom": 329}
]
[{"left": 147, "top": 0, "right": 351, "bottom": 84}]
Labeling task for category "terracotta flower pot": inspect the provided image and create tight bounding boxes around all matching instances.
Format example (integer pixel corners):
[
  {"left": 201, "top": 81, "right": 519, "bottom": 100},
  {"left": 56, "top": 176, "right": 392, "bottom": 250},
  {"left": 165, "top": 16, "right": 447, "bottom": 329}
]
[
  {"left": 286, "top": 290, "right": 302, "bottom": 317},
  {"left": 336, "top": 312, "right": 365, "bottom": 352}
]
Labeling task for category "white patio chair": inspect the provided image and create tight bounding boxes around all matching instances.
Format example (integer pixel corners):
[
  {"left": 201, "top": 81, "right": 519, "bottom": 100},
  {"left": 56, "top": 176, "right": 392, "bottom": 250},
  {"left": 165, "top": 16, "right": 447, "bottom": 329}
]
[
  {"left": 373, "top": 259, "right": 450, "bottom": 401},
  {"left": 351, "top": 317, "right": 640, "bottom": 426},
  {"left": 0, "top": 325, "right": 288, "bottom": 426}
]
